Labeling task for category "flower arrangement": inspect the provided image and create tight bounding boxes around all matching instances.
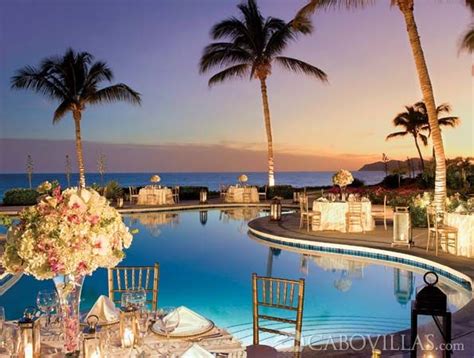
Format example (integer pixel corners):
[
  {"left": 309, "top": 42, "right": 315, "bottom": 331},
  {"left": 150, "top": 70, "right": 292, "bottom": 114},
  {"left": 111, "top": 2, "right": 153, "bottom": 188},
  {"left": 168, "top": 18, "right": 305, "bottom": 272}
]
[
  {"left": 3, "top": 186, "right": 133, "bottom": 280},
  {"left": 332, "top": 170, "right": 354, "bottom": 188},
  {"left": 150, "top": 175, "right": 161, "bottom": 183},
  {"left": 238, "top": 174, "right": 248, "bottom": 183}
]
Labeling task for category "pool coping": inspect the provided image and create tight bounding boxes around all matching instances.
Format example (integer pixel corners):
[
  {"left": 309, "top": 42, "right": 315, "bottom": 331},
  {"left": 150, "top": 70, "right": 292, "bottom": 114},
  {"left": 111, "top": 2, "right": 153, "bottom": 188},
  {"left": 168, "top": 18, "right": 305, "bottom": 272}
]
[{"left": 248, "top": 214, "right": 474, "bottom": 356}]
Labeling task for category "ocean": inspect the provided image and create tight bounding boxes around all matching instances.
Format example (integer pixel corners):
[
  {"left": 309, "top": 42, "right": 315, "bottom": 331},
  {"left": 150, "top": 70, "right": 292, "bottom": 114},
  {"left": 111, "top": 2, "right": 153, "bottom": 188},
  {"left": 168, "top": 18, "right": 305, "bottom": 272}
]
[{"left": 0, "top": 171, "right": 386, "bottom": 201}]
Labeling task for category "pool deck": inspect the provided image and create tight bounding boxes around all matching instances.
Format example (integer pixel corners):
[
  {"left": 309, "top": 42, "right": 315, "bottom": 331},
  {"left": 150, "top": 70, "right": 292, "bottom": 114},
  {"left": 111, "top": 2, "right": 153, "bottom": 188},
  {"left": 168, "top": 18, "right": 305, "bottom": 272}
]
[{"left": 248, "top": 214, "right": 474, "bottom": 357}]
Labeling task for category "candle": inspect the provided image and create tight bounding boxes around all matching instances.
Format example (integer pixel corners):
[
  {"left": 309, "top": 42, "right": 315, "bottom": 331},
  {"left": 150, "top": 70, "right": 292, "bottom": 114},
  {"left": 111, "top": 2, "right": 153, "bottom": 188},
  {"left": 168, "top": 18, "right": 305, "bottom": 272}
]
[
  {"left": 90, "top": 347, "right": 101, "bottom": 358},
  {"left": 122, "top": 327, "right": 134, "bottom": 348},
  {"left": 24, "top": 343, "right": 33, "bottom": 358}
]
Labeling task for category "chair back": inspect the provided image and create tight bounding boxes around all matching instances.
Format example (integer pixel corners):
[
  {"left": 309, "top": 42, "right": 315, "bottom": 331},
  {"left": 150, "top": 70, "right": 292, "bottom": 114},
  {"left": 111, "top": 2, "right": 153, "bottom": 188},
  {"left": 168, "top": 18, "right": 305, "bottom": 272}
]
[
  {"left": 426, "top": 205, "right": 443, "bottom": 230},
  {"left": 348, "top": 201, "right": 363, "bottom": 214},
  {"left": 299, "top": 195, "right": 310, "bottom": 214},
  {"left": 252, "top": 273, "right": 305, "bottom": 354},
  {"left": 173, "top": 186, "right": 180, "bottom": 195},
  {"left": 108, "top": 263, "right": 159, "bottom": 310},
  {"left": 129, "top": 186, "right": 138, "bottom": 196}
]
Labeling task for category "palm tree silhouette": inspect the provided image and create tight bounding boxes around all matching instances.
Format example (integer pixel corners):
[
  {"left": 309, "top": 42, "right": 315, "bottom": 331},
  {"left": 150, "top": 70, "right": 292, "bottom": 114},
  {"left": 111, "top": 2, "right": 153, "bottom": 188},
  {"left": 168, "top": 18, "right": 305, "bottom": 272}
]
[
  {"left": 199, "top": 0, "right": 328, "bottom": 187},
  {"left": 294, "top": 0, "right": 449, "bottom": 211},
  {"left": 11, "top": 49, "right": 141, "bottom": 188},
  {"left": 461, "top": 1, "right": 474, "bottom": 53},
  {"left": 386, "top": 105, "right": 428, "bottom": 172}
]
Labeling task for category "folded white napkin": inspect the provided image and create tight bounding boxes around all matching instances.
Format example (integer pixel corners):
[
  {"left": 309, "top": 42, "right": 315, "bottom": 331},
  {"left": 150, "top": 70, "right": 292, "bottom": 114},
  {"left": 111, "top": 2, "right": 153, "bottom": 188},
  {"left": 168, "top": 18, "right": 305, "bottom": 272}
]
[
  {"left": 317, "top": 197, "right": 328, "bottom": 202},
  {"left": 86, "top": 295, "right": 120, "bottom": 324},
  {"left": 181, "top": 343, "right": 214, "bottom": 358},
  {"left": 347, "top": 194, "right": 355, "bottom": 202},
  {"left": 164, "top": 306, "right": 210, "bottom": 335},
  {"left": 455, "top": 204, "right": 467, "bottom": 213},
  {"left": 361, "top": 197, "right": 370, "bottom": 202}
]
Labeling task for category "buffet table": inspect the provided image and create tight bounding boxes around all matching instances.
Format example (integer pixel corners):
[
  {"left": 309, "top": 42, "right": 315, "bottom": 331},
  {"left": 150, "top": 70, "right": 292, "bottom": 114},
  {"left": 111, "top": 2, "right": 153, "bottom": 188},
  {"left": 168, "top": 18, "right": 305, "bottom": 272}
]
[
  {"left": 224, "top": 186, "right": 259, "bottom": 203},
  {"left": 312, "top": 200, "right": 374, "bottom": 233},
  {"left": 445, "top": 213, "right": 474, "bottom": 258},
  {"left": 137, "top": 186, "right": 174, "bottom": 206}
]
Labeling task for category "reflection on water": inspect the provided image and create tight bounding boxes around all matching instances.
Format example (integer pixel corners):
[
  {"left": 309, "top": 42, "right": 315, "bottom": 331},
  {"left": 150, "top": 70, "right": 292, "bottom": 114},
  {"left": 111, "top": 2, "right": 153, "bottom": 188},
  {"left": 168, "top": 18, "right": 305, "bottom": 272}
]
[{"left": 0, "top": 209, "right": 471, "bottom": 345}]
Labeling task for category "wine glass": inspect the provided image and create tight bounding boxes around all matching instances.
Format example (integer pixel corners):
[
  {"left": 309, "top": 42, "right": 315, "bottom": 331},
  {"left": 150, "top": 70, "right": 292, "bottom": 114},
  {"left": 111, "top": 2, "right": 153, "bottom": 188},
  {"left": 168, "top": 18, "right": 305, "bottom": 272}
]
[
  {"left": 36, "top": 289, "right": 58, "bottom": 332},
  {"left": 156, "top": 307, "right": 180, "bottom": 340},
  {"left": 134, "top": 288, "right": 147, "bottom": 309},
  {"left": 136, "top": 310, "right": 151, "bottom": 349}
]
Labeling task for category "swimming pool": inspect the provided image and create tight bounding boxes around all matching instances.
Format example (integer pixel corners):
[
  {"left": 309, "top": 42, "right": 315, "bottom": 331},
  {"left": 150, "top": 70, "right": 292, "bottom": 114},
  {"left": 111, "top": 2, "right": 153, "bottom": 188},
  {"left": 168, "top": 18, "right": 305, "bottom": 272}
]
[{"left": 0, "top": 208, "right": 471, "bottom": 347}]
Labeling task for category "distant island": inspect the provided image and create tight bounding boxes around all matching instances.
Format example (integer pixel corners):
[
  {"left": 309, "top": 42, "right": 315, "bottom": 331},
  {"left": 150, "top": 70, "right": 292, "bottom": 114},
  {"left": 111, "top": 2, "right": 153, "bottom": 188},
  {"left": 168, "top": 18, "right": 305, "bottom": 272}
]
[{"left": 359, "top": 158, "right": 425, "bottom": 172}]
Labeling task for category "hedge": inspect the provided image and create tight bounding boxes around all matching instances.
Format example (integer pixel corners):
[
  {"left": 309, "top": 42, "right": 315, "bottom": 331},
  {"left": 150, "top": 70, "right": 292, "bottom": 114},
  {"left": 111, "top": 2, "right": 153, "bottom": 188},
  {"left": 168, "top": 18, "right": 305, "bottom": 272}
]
[{"left": 3, "top": 188, "right": 40, "bottom": 206}]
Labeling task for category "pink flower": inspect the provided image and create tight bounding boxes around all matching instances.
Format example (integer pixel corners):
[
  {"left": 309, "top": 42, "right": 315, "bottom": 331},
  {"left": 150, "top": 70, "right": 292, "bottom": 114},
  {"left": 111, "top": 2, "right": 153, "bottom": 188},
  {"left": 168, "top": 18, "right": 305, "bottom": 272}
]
[{"left": 87, "top": 215, "right": 100, "bottom": 225}]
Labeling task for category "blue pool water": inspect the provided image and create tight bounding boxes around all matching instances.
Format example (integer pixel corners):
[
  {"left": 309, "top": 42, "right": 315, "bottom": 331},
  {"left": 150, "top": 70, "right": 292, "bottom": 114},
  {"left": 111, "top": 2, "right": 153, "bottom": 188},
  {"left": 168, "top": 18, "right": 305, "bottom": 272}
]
[{"left": 0, "top": 209, "right": 471, "bottom": 347}]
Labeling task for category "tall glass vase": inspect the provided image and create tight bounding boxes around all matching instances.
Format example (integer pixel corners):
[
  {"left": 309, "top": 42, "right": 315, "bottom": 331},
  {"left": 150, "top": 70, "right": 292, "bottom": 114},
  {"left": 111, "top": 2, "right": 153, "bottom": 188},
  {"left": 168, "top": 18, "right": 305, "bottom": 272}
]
[{"left": 53, "top": 274, "right": 84, "bottom": 357}]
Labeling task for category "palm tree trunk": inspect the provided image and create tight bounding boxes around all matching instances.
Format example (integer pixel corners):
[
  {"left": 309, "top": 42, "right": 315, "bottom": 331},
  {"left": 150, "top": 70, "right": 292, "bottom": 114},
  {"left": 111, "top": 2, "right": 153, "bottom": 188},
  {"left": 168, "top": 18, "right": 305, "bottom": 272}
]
[
  {"left": 72, "top": 110, "right": 86, "bottom": 189},
  {"left": 259, "top": 78, "right": 275, "bottom": 187},
  {"left": 413, "top": 135, "right": 425, "bottom": 172},
  {"left": 398, "top": 0, "right": 446, "bottom": 212}
]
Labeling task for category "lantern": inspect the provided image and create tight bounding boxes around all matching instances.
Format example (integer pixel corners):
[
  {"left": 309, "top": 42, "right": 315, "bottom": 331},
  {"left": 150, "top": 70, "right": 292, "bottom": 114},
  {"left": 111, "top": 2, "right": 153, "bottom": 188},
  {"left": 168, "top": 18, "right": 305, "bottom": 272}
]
[
  {"left": 270, "top": 197, "right": 282, "bottom": 221},
  {"left": 393, "top": 269, "right": 414, "bottom": 306},
  {"left": 392, "top": 207, "right": 412, "bottom": 248},
  {"left": 119, "top": 309, "right": 138, "bottom": 348},
  {"left": 18, "top": 307, "right": 41, "bottom": 358},
  {"left": 410, "top": 272, "right": 451, "bottom": 358},
  {"left": 82, "top": 315, "right": 103, "bottom": 358},
  {"left": 199, "top": 189, "right": 207, "bottom": 204}
]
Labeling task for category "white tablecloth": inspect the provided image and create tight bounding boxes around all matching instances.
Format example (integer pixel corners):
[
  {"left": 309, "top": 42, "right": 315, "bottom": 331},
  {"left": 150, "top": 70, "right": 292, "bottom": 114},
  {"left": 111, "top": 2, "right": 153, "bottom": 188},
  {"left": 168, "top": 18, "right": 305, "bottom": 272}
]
[
  {"left": 312, "top": 201, "right": 374, "bottom": 232},
  {"left": 445, "top": 213, "right": 474, "bottom": 258},
  {"left": 224, "top": 186, "right": 259, "bottom": 203},
  {"left": 137, "top": 186, "right": 174, "bottom": 205}
]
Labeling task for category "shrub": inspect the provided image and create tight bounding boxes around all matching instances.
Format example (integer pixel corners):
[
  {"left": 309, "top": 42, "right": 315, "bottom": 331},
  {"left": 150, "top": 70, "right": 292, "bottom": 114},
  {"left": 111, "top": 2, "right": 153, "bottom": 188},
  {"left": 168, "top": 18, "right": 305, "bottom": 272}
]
[
  {"left": 266, "top": 185, "right": 294, "bottom": 199},
  {"left": 381, "top": 174, "right": 402, "bottom": 189},
  {"left": 3, "top": 188, "right": 40, "bottom": 206},
  {"left": 409, "top": 205, "right": 428, "bottom": 228},
  {"left": 179, "top": 186, "right": 210, "bottom": 200},
  {"left": 349, "top": 178, "right": 365, "bottom": 188},
  {"left": 104, "top": 181, "right": 124, "bottom": 201}
]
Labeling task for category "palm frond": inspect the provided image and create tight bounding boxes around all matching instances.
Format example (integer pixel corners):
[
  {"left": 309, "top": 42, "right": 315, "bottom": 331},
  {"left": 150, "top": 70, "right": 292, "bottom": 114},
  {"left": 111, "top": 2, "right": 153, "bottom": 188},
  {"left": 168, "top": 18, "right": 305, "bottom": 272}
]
[
  {"left": 460, "top": 25, "right": 474, "bottom": 53},
  {"left": 437, "top": 116, "right": 460, "bottom": 127},
  {"left": 53, "top": 100, "right": 73, "bottom": 124},
  {"left": 208, "top": 64, "right": 251, "bottom": 87},
  {"left": 84, "top": 61, "right": 114, "bottom": 89},
  {"left": 264, "top": 25, "right": 297, "bottom": 57},
  {"left": 199, "top": 43, "right": 253, "bottom": 73},
  {"left": 436, "top": 102, "right": 452, "bottom": 114},
  {"left": 10, "top": 65, "right": 66, "bottom": 100},
  {"left": 386, "top": 131, "right": 409, "bottom": 140},
  {"left": 88, "top": 84, "right": 141, "bottom": 105},
  {"left": 419, "top": 133, "right": 429, "bottom": 146},
  {"left": 274, "top": 56, "right": 328, "bottom": 82}
]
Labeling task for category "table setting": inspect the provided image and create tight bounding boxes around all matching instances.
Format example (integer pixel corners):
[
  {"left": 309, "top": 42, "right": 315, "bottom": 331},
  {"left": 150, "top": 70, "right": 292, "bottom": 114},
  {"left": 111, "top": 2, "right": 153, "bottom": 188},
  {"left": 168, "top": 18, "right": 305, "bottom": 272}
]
[{"left": 224, "top": 175, "right": 259, "bottom": 204}]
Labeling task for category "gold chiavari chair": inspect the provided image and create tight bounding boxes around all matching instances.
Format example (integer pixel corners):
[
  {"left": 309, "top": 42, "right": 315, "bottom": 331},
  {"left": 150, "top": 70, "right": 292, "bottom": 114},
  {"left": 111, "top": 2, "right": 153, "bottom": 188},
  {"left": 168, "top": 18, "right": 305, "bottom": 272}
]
[
  {"left": 243, "top": 188, "right": 252, "bottom": 204},
  {"left": 108, "top": 263, "right": 160, "bottom": 310},
  {"left": 346, "top": 201, "right": 365, "bottom": 233},
  {"left": 299, "top": 196, "right": 321, "bottom": 232},
  {"left": 249, "top": 273, "right": 305, "bottom": 358},
  {"left": 128, "top": 186, "right": 139, "bottom": 204},
  {"left": 220, "top": 185, "right": 228, "bottom": 199},
  {"left": 426, "top": 206, "right": 458, "bottom": 256},
  {"left": 172, "top": 186, "right": 180, "bottom": 203}
]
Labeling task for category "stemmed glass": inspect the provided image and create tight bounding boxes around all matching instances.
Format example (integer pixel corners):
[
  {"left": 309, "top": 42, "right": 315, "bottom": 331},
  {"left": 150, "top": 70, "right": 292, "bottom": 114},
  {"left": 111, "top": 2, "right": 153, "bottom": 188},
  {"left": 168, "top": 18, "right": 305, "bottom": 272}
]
[
  {"left": 36, "top": 289, "right": 58, "bottom": 333},
  {"left": 156, "top": 307, "right": 180, "bottom": 340}
]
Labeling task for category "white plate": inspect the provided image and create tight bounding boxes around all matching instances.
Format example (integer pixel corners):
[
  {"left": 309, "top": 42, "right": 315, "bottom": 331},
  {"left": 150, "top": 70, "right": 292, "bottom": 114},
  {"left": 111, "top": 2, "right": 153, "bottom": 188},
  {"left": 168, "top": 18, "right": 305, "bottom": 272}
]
[{"left": 151, "top": 319, "right": 214, "bottom": 338}]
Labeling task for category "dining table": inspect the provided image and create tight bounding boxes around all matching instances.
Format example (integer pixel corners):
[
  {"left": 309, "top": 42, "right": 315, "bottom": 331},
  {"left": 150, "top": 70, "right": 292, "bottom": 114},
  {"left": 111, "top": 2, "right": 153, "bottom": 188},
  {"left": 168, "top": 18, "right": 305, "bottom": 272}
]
[
  {"left": 224, "top": 186, "right": 259, "bottom": 204},
  {"left": 137, "top": 186, "right": 174, "bottom": 206},
  {"left": 445, "top": 212, "right": 474, "bottom": 258},
  {"left": 1, "top": 314, "right": 246, "bottom": 357},
  {"left": 312, "top": 200, "right": 374, "bottom": 233}
]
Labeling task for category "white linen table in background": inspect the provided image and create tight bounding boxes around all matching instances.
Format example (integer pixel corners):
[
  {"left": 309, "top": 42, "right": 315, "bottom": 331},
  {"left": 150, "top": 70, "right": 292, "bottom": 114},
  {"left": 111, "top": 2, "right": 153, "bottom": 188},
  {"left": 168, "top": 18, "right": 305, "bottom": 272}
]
[
  {"left": 445, "top": 213, "right": 474, "bottom": 258},
  {"left": 312, "top": 201, "right": 374, "bottom": 233},
  {"left": 225, "top": 186, "right": 259, "bottom": 203},
  {"left": 137, "top": 186, "right": 174, "bottom": 205}
]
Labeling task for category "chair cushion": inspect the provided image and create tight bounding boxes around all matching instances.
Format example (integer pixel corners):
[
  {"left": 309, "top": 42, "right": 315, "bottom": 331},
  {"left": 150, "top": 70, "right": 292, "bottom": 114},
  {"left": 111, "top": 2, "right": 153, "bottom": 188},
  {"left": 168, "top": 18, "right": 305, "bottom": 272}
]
[{"left": 246, "top": 345, "right": 278, "bottom": 358}]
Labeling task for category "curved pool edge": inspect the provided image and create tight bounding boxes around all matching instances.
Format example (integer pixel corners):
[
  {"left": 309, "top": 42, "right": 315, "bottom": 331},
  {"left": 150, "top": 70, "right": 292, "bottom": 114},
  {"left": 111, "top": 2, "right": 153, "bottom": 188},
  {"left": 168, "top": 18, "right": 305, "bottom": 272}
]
[{"left": 248, "top": 214, "right": 474, "bottom": 355}]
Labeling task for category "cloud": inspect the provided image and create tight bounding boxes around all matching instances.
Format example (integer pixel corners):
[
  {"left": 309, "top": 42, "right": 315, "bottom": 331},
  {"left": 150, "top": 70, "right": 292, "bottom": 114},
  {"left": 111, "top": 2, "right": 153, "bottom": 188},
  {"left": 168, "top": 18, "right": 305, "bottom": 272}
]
[{"left": 0, "top": 138, "right": 378, "bottom": 173}]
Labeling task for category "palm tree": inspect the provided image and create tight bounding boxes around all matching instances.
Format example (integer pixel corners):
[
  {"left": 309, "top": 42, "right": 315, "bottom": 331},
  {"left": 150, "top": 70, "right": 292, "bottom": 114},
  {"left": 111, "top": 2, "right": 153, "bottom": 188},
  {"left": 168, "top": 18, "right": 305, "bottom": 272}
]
[
  {"left": 461, "top": 1, "right": 474, "bottom": 53},
  {"left": 294, "top": 0, "right": 448, "bottom": 212},
  {"left": 415, "top": 101, "right": 460, "bottom": 138},
  {"left": 199, "top": 0, "right": 328, "bottom": 187},
  {"left": 386, "top": 105, "right": 428, "bottom": 171},
  {"left": 11, "top": 49, "right": 141, "bottom": 188}
]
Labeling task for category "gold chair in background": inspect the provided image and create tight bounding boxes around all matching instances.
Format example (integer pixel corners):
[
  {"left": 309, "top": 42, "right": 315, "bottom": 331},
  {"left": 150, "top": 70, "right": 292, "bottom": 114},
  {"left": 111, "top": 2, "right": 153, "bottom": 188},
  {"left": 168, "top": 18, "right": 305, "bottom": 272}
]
[
  {"left": 426, "top": 206, "right": 458, "bottom": 256},
  {"left": 128, "top": 186, "right": 139, "bottom": 204},
  {"left": 346, "top": 201, "right": 365, "bottom": 233},
  {"left": 220, "top": 185, "right": 228, "bottom": 200},
  {"left": 108, "top": 263, "right": 160, "bottom": 310},
  {"left": 248, "top": 273, "right": 305, "bottom": 358},
  {"left": 258, "top": 185, "right": 268, "bottom": 201},
  {"left": 243, "top": 189, "right": 252, "bottom": 204},
  {"left": 172, "top": 186, "right": 180, "bottom": 203},
  {"left": 299, "top": 196, "right": 321, "bottom": 232}
]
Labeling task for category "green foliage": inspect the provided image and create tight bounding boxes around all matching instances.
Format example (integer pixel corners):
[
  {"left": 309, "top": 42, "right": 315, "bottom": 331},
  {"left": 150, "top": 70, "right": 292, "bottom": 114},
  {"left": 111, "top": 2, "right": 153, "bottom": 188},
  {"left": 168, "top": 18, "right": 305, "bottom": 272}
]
[
  {"left": 3, "top": 188, "right": 40, "bottom": 206},
  {"left": 409, "top": 204, "right": 428, "bottom": 228},
  {"left": 0, "top": 215, "right": 13, "bottom": 228},
  {"left": 381, "top": 174, "right": 402, "bottom": 189},
  {"left": 104, "top": 181, "right": 123, "bottom": 200},
  {"left": 267, "top": 185, "right": 294, "bottom": 199},
  {"left": 349, "top": 178, "right": 365, "bottom": 188}
]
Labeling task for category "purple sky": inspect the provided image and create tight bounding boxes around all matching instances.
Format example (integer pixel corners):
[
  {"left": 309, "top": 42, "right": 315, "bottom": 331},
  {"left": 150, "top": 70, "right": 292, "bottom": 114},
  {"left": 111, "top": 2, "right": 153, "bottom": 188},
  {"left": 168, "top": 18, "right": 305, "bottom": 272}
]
[{"left": 0, "top": 0, "right": 471, "bottom": 173}]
